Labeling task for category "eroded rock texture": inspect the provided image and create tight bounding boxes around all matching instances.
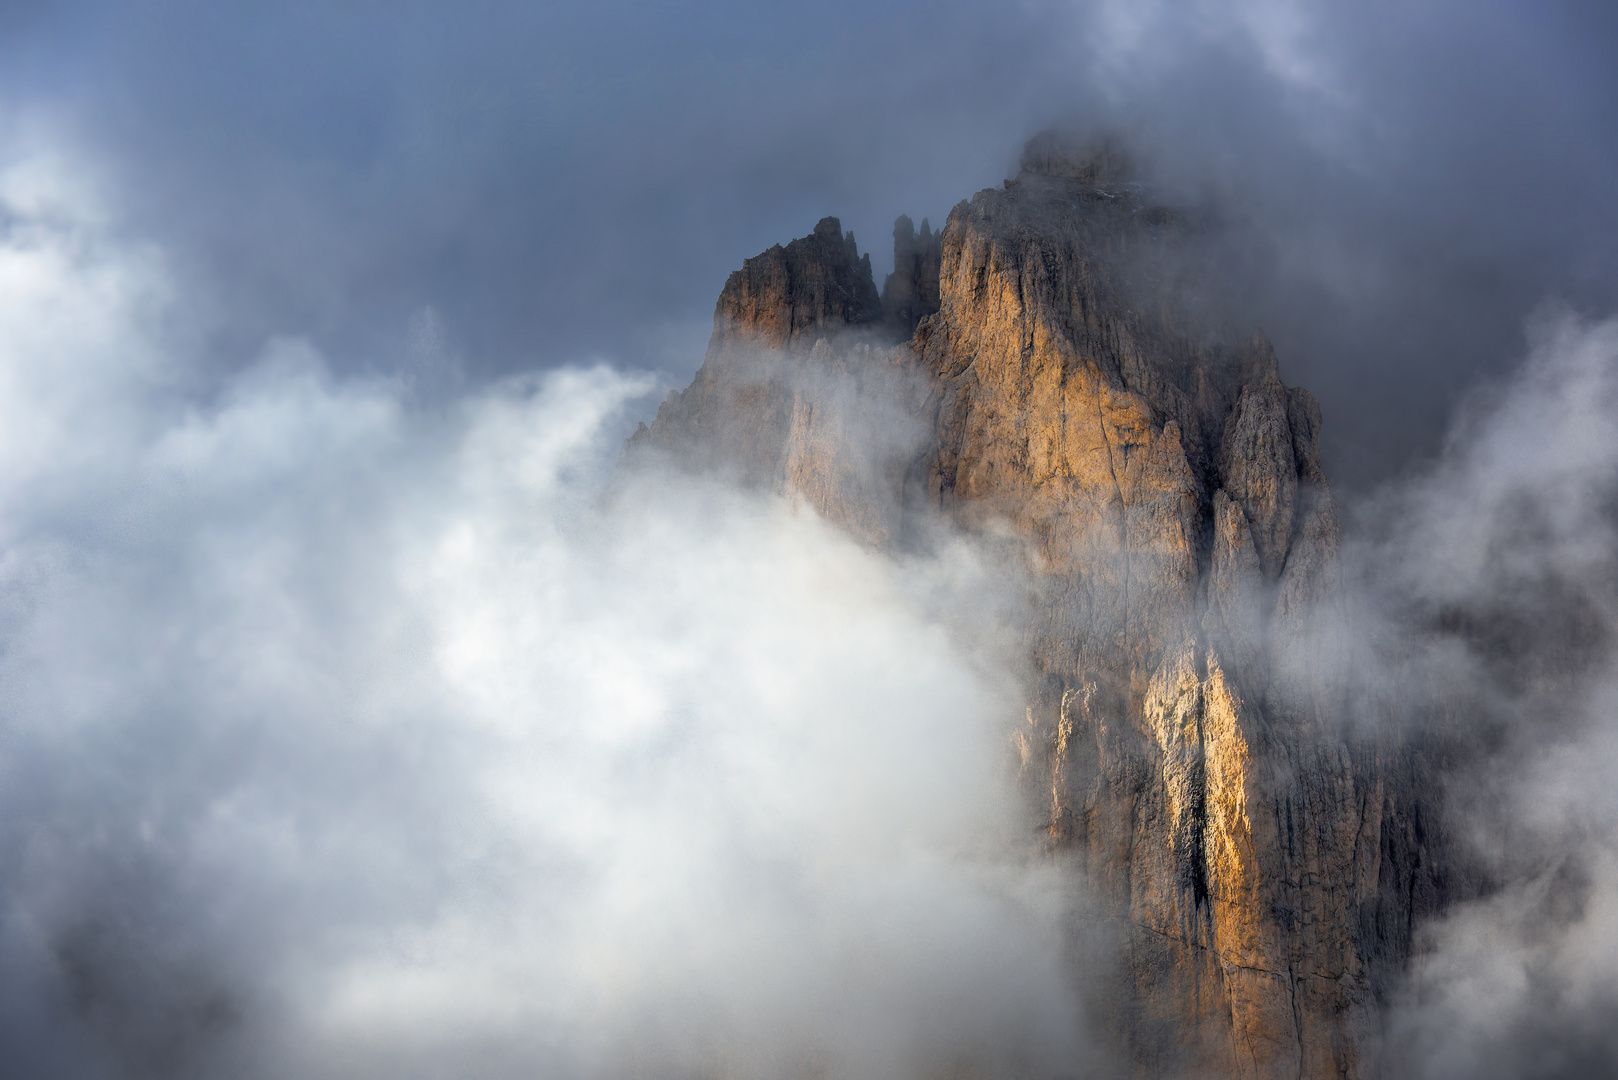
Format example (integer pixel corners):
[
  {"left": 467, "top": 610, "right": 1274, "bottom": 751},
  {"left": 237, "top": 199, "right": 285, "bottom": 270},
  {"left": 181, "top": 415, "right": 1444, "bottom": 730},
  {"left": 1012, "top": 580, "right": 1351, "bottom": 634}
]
[
  {"left": 918, "top": 151, "right": 1385, "bottom": 1080},
  {"left": 628, "top": 137, "right": 1426, "bottom": 1078},
  {"left": 628, "top": 216, "right": 924, "bottom": 547}
]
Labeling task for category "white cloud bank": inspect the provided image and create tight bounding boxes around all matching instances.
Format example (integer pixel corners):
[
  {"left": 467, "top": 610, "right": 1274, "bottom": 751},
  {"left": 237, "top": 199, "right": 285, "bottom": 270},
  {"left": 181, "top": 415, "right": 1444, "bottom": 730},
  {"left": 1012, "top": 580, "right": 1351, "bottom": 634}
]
[
  {"left": 0, "top": 148, "right": 1086, "bottom": 1079},
  {"left": 8, "top": 111, "right": 1618, "bottom": 1078}
]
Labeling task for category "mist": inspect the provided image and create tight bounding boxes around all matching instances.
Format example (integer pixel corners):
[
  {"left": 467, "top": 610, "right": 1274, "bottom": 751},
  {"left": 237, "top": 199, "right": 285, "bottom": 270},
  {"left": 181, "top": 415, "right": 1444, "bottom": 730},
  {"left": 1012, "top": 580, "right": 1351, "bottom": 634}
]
[
  {"left": 0, "top": 157, "right": 1089, "bottom": 1078},
  {"left": 1345, "top": 312, "right": 1618, "bottom": 1078},
  {"left": 1, "top": 2, "right": 1617, "bottom": 1076}
]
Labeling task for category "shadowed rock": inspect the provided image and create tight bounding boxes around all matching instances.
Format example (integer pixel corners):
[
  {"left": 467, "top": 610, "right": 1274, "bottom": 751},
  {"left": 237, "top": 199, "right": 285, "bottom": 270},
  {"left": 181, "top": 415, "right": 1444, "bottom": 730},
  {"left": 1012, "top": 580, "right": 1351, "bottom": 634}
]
[
  {"left": 627, "top": 217, "right": 921, "bottom": 547},
  {"left": 882, "top": 214, "right": 942, "bottom": 337},
  {"left": 626, "top": 131, "right": 1450, "bottom": 1079}
]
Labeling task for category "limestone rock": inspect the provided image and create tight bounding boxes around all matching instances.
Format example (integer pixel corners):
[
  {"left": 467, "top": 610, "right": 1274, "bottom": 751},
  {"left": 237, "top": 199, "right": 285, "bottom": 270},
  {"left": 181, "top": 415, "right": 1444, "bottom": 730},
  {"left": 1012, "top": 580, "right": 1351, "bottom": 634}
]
[
  {"left": 705, "top": 215, "right": 883, "bottom": 354},
  {"left": 628, "top": 132, "right": 1433, "bottom": 1078},
  {"left": 901, "top": 139, "right": 1385, "bottom": 1077},
  {"left": 882, "top": 214, "right": 942, "bottom": 337},
  {"left": 627, "top": 217, "right": 921, "bottom": 547}
]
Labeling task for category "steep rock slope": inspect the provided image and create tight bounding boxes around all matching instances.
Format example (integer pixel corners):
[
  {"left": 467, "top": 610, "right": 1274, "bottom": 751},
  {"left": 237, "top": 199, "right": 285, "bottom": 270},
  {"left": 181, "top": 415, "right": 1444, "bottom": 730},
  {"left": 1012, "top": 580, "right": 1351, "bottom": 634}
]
[
  {"left": 919, "top": 152, "right": 1380, "bottom": 1079},
  {"left": 629, "top": 137, "right": 1422, "bottom": 1078}
]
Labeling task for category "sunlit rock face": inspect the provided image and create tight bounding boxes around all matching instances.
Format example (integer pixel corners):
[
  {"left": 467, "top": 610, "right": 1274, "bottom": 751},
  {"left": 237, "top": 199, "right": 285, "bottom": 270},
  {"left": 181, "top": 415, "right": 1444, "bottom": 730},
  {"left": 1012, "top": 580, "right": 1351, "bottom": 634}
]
[{"left": 628, "top": 133, "right": 1430, "bottom": 1079}]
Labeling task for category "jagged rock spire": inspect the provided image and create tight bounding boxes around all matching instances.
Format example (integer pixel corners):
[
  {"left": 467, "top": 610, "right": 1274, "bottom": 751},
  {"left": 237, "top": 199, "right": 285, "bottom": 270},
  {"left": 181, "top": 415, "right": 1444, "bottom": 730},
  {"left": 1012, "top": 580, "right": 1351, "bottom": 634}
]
[
  {"left": 881, "top": 214, "right": 942, "bottom": 336},
  {"left": 708, "top": 215, "right": 882, "bottom": 353},
  {"left": 628, "top": 138, "right": 1434, "bottom": 1078}
]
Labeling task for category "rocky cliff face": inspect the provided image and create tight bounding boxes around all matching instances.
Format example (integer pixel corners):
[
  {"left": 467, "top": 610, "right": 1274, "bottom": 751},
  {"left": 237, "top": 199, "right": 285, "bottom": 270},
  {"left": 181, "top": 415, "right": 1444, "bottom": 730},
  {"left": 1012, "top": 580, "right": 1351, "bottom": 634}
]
[
  {"left": 627, "top": 215, "right": 922, "bottom": 546},
  {"left": 628, "top": 136, "right": 1438, "bottom": 1078}
]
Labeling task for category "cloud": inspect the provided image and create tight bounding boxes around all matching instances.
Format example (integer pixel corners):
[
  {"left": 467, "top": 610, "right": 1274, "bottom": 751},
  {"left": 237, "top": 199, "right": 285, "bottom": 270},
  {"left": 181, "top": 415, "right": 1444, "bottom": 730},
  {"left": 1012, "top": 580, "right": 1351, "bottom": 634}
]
[
  {"left": 0, "top": 0, "right": 1610, "bottom": 495},
  {"left": 1337, "top": 311, "right": 1618, "bottom": 1077},
  {"left": 0, "top": 7, "right": 1615, "bottom": 1073},
  {"left": 0, "top": 142, "right": 1090, "bottom": 1078}
]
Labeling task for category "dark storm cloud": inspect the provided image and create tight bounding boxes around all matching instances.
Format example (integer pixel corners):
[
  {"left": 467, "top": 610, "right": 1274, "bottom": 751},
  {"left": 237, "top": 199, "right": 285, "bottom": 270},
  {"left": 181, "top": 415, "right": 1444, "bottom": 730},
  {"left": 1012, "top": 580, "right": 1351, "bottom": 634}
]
[
  {"left": 1, "top": 4, "right": 1617, "bottom": 1075},
  {"left": 1037, "top": 0, "right": 1618, "bottom": 489},
  {"left": 0, "top": 0, "right": 1076, "bottom": 377},
  {"left": 4, "top": 1, "right": 1615, "bottom": 490}
]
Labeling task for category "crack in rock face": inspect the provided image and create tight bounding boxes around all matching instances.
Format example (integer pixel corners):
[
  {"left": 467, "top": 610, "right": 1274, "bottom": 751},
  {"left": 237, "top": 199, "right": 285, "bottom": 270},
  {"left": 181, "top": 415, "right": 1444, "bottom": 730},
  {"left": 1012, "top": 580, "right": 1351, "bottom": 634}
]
[{"left": 628, "top": 130, "right": 1436, "bottom": 1079}]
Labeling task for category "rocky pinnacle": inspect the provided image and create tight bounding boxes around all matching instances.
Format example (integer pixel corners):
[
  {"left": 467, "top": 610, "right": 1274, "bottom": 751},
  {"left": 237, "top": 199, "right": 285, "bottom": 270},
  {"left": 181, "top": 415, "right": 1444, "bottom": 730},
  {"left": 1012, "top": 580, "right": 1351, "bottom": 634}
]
[{"left": 626, "top": 132, "right": 1443, "bottom": 1079}]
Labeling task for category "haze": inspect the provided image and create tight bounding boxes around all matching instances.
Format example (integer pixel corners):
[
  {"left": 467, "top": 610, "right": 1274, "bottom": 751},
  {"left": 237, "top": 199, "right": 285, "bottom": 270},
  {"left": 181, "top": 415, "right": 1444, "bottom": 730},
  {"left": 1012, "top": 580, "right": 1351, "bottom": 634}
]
[
  {"left": 3, "top": 0, "right": 1615, "bottom": 488},
  {"left": 1, "top": 2, "right": 1617, "bottom": 1077}
]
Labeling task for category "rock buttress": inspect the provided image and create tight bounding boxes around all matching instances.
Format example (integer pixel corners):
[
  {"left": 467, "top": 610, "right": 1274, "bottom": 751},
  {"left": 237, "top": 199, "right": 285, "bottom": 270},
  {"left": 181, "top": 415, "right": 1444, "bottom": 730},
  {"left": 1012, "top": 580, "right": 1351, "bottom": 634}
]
[
  {"left": 921, "top": 145, "right": 1381, "bottom": 1078},
  {"left": 628, "top": 135, "right": 1430, "bottom": 1078}
]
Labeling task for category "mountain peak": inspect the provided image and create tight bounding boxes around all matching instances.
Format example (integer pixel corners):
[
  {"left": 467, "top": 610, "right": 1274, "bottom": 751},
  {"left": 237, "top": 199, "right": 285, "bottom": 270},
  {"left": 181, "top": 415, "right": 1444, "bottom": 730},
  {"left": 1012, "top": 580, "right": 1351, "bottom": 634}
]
[
  {"left": 1018, "top": 128, "right": 1133, "bottom": 185},
  {"left": 709, "top": 216, "right": 881, "bottom": 353},
  {"left": 625, "top": 135, "right": 1441, "bottom": 1079}
]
